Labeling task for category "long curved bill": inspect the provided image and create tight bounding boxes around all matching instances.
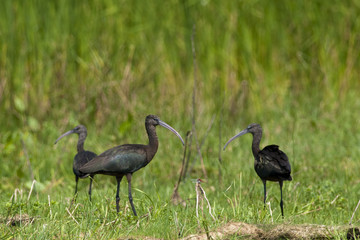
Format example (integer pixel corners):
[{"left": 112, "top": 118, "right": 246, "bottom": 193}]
[
  {"left": 159, "top": 120, "right": 185, "bottom": 146},
  {"left": 223, "top": 128, "right": 249, "bottom": 150},
  {"left": 54, "top": 129, "right": 75, "bottom": 144}
]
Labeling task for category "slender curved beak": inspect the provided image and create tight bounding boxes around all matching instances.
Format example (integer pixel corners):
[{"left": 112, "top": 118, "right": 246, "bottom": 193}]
[
  {"left": 158, "top": 120, "right": 185, "bottom": 146},
  {"left": 54, "top": 129, "right": 75, "bottom": 144},
  {"left": 223, "top": 128, "right": 249, "bottom": 150}
]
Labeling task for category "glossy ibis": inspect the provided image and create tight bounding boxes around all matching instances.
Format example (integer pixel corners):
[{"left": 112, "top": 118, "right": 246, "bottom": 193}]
[
  {"left": 55, "top": 125, "right": 97, "bottom": 201},
  {"left": 223, "top": 123, "right": 292, "bottom": 217},
  {"left": 79, "top": 115, "right": 184, "bottom": 216}
]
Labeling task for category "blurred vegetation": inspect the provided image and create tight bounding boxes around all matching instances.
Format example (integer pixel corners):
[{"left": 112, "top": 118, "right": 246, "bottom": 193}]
[
  {"left": 1, "top": 0, "right": 360, "bottom": 238},
  {"left": 1, "top": 0, "right": 359, "bottom": 129}
]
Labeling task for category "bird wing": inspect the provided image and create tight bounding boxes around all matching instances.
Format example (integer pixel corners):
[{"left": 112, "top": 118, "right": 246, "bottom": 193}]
[
  {"left": 79, "top": 144, "right": 147, "bottom": 175},
  {"left": 259, "top": 145, "right": 291, "bottom": 174}
]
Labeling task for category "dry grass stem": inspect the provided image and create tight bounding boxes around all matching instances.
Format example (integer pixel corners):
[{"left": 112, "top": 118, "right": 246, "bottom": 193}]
[
  {"left": 267, "top": 201, "right": 273, "bottom": 223},
  {"left": 66, "top": 207, "right": 79, "bottom": 225},
  {"left": 27, "top": 180, "right": 37, "bottom": 201},
  {"left": 48, "top": 195, "right": 52, "bottom": 218},
  {"left": 349, "top": 199, "right": 360, "bottom": 225},
  {"left": 190, "top": 24, "right": 207, "bottom": 180},
  {"left": 198, "top": 184, "right": 216, "bottom": 221},
  {"left": 195, "top": 179, "right": 216, "bottom": 224},
  {"left": 12, "top": 188, "right": 23, "bottom": 202},
  {"left": 171, "top": 131, "right": 192, "bottom": 206}
]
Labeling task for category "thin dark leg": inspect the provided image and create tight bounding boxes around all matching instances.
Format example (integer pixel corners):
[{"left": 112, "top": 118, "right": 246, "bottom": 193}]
[
  {"left": 115, "top": 176, "right": 123, "bottom": 213},
  {"left": 75, "top": 175, "right": 79, "bottom": 196},
  {"left": 88, "top": 175, "right": 94, "bottom": 201},
  {"left": 279, "top": 181, "right": 284, "bottom": 217},
  {"left": 262, "top": 180, "right": 267, "bottom": 208},
  {"left": 73, "top": 175, "right": 80, "bottom": 200},
  {"left": 71, "top": 176, "right": 79, "bottom": 206},
  {"left": 126, "top": 173, "right": 137, "bottom": 216}
]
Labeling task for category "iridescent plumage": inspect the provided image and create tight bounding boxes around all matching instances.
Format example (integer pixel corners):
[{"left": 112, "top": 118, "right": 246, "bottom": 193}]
[
  {"left": 55, "top": 125, "right": 97, "bottom": 201},
  {"left": 80, "top": 115, "right": 184, "bottom": 216},
  {"left": 224, "top": 123, "right": 292, "bottom": 217}
]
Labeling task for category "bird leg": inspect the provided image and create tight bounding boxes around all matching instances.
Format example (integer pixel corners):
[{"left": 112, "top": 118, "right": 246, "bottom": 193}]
[
  {"left": 71, "top": 176, "right": 79, "bottom": 206},
  {"left": 279, "top": 180, "right": 284, "bottom": 217},
  {"left": 88, "top": 175, "right": 93, "bottom": 202},
  {"left": 74, "top": 175, "right": 79, "bottom": 196},
  {"left": 115, "top": 176, "right": 123, "bottom": 213},
  {"left": 126, "top": 173, "right": 137, "bottom": 216},
  {"left": 262, "top": 179, "right": 267, "bottom": 208}
]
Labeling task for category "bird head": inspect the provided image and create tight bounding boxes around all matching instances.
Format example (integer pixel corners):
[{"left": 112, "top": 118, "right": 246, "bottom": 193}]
[
  {"left": 223, "top": 123, "right": 262, "bottom": 150},
  {"left": 54, "top": 125, "right": 87, "bottom": 144},
  {"left": 245, "top": 123, "right": 262, "bottom": 134},
  {"left": 146, "top": 115, "right": 161, "bottom": 126},
  {"left": 145, "top": 115, "right": 185, "bottom": 146}
]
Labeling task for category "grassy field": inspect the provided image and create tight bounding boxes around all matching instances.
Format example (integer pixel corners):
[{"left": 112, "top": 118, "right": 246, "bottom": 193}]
[{"left": 1, "top": 0, "right": 360, "bottom": 239}]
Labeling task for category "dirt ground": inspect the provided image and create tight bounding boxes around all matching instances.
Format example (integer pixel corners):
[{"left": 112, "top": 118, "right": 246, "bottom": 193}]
[
  {"left": 182, "top": 222, "right": 360, "bottom": 240},
  {"left": 4, "top": 216, "right": 359, "bottom": 239}
]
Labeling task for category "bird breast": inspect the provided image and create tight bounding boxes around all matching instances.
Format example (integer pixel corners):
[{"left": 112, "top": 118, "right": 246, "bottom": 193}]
[{"left": 73, "top": 151, "right": 97, "bottom": 176}]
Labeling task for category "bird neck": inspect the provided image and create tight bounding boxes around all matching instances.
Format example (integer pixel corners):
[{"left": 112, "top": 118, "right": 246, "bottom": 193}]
[
  {"left": 251, "top": 132, "right": 262, "bottom": 159},
  {"left": 77, "top": 133, "right": 86, "bottom": 152},
  {"left": 146, "top": 124, "right": 159, "bottom": 160}
]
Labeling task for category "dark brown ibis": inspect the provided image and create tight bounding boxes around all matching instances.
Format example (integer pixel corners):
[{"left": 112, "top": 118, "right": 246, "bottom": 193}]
[
  {"left": 54, "top": 125, "right": 97, "bottom": 201},
  {"left": 223, "top": 123, "right": 292, "bottom": 217},
  {"left": 79, "top": 115, "right": 184, "bottom": 216}
]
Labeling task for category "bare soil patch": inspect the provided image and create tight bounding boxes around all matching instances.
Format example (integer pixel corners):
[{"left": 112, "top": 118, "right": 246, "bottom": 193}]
[
  {"left": 1, "top": 213, "right": 36, "bottom": 227},
  {"left": 182, "top": 222, "right": 360, "bottom": 240}
]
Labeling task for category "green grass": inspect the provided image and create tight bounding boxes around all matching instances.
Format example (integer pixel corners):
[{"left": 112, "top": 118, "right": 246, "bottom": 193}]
[{"left": 1, "top": 0, "right": 360, "bottom": 239}]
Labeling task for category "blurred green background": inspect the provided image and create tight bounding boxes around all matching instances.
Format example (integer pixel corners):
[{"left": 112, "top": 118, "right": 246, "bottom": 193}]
[{"left": 1, "top": 0, "right": 360, "bottom": 238}]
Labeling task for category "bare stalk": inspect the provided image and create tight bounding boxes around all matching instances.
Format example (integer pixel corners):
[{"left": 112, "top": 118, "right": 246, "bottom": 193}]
[
  {"left": 196, "top": 180, "right": 200, "bottom": 224},
  {"left": 27, "top": 180, "right": 36, "bottom": 201},
  {"left": 198, "top": 184, "right": 216, "bottom": 221},
  {"left": 267, "top": 201, "right": 274, "bottom": 223},
  {"left": 200, "top": 114, "right": 216, "bottom": 149},
  {"left": 218, "top": 115, "right": 223, "bottom": 183},
  {"left": 171, "top": 131, "right": 191, "bottom": 205},
  {"left": 48, "top": 195, "right": 52, "bottom": 218},
  {"left": 188, "top": 116, "right": 215, "bottom": 178},
  {"left": 66, "top": 207, "right": 79, "bottom": 225},
  {"left": 179, "top": 131, "right": 192, "bottom": 184},
  {"left": 195, "top": 179, "right": 216, "bottom": 226},
  {"left": 183, "top": 131, "right": 193, "bottom": 180},
  {"left": 349, "top": 199, "right": 360, "bottom": 225},
  {"left": 191, "top": 24, "right": 208, "bottom": 179}
]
